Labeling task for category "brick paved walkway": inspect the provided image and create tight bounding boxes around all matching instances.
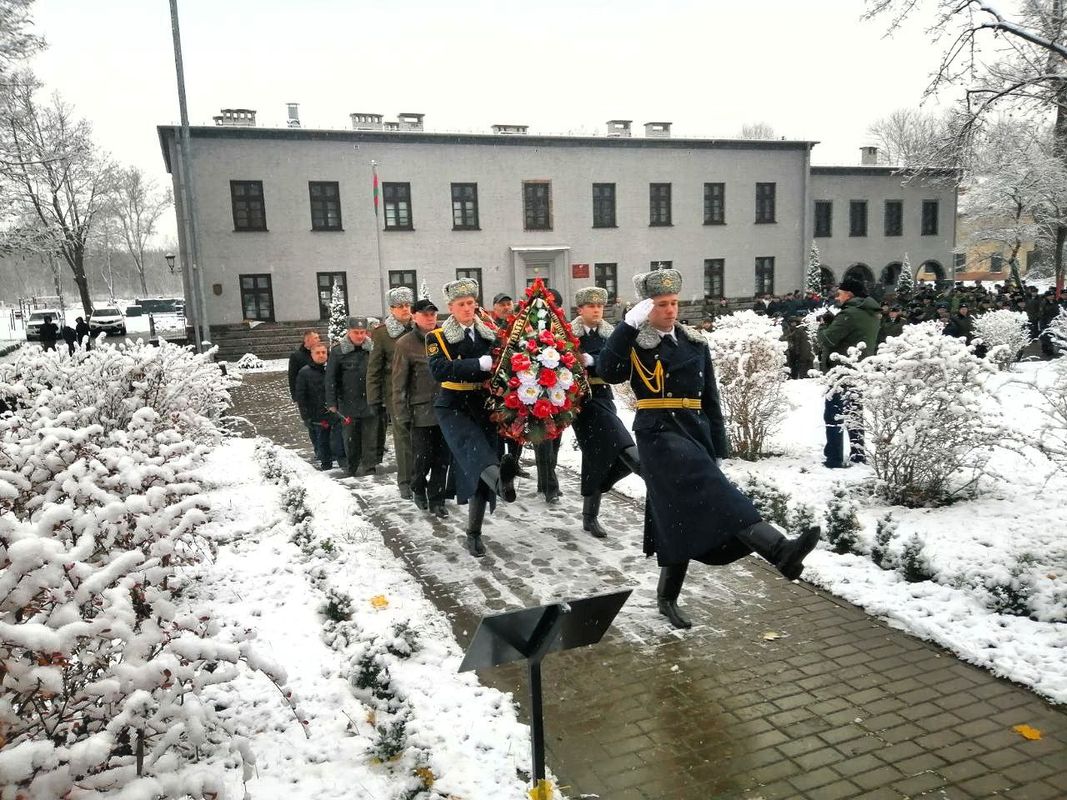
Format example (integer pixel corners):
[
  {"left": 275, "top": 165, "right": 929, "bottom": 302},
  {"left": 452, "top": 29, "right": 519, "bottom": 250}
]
[{"left": 233, "top": 371, "right": 1066, "bottom": 800}]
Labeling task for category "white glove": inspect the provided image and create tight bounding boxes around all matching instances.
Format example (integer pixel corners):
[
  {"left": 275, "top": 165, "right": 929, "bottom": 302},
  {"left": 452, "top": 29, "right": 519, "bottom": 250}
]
[
  {"left": 581, "top": 352, "right": 594, "bottom": 367},
  {"left": 477, "top": 355, "right": 493, "bottom": 371},
  {"left": 715, "top": 458, "right": 724, "bottom": 469},
  {"left": 625, "top": 298, "right": 655, "bottom": 329}
]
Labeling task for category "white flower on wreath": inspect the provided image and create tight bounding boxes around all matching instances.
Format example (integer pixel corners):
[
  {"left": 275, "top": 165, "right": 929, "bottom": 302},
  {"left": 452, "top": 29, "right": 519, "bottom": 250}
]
[
  {"left": 517, "top": 368, "right": 538, "bottom": 385},
  {"left": 547, "top": 386, "right": 568, "bottom": 407},
  {"left": 537, "top": 347, "right": 560, "bottom": 369},
  {"left": 556, "top": 368, "right": 574, "bottom": 389},
  {"left": 518, "top": 383, "right": 541, "bottom": 405}
]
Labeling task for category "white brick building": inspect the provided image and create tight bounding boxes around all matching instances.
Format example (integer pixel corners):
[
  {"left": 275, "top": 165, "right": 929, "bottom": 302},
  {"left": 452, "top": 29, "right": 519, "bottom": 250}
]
[{"left": 157, "top": 116, "right": 958, "bottom": 342}]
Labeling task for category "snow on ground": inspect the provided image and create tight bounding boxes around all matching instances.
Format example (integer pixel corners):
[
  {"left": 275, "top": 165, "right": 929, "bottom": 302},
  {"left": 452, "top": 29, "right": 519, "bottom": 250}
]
[
  {"left": 556, "top": 363, "right": 1067, "bottom": 705},
  {"left": 191, "top": 438, "right": 531, "bottom": 799}
]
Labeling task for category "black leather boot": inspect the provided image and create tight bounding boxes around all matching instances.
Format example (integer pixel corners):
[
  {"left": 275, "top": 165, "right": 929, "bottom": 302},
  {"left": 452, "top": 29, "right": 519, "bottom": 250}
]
[
  {"left": 736, "top": 521, "right": 821, "bottom": 580},
  {"left": 465, "top": 494, "right": 488, "bottom": 558},
  {"left": 483, "top": 457, "right": 518, "bottom": 503},
  {"left": 657, "top": 563, "right": 692, "bottom": 629},
  {"left": 619, "top": 445, "right": 642, "bottom": 478},
  {"left": 582, "top": 493, "right": 607, "bottom": 538}
]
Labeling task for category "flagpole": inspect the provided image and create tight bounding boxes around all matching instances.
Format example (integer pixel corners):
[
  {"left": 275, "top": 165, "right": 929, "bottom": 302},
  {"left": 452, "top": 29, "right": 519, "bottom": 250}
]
[{"left": 371, "top": 160, "right": 389, "bottom": 319}]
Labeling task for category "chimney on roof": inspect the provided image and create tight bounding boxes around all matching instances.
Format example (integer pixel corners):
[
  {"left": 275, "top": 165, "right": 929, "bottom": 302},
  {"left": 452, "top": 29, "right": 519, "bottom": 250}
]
[
  {"left": 350, "top": 113, "right": 384, "bottom": 131},
  {"left": 644, "top": 121, "right": 671, "bottom": 138},
  {"left": 212, "top": 108, "right": 257, "bottom": 127},
  {"left": 286, "top": 103, "right": 301, "bottom": 129},
  {"left": 397, "top": 112, "right": 425, "bottom": 131},
  {"left": 491, "top": 124, "right": 528, "bottom": 135},
  {"left": 606, "top": 119, "right": 632, "bottom": 138},
  {"left": 860, "top": 146, "right": 880, "bottom": 165}
]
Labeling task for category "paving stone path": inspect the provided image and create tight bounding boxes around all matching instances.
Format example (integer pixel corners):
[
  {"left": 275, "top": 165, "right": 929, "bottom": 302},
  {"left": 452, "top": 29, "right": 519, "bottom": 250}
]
[{"left": 233, "top": 371, "right": 1066, "bottom": 800}]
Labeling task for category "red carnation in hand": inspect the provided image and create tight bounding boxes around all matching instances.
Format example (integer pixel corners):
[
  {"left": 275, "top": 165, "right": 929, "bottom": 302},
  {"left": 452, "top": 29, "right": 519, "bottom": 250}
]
[
  {"left": 525, "top": 338, "right": 539, "bottom": 353},
  {"left": 532, "top": 398, "right": 554, "bottom": 419},
  {"left": 538, "top": 329, "right": 556, "bottom": 345},
  {"left": 508, "top": 376, "right": 521, "bottom": 388},
  {"left": 560, "top": 352, "right": 576, "bottom": 368},
  {"left": 504, "top": 392, "right": 522, "bottom": 409},
  {"left": 510, "top": 352, "right": 532, "bottom": 371},
  {"left": 538, "top": 368, "right": 557, "bottom": 387}
]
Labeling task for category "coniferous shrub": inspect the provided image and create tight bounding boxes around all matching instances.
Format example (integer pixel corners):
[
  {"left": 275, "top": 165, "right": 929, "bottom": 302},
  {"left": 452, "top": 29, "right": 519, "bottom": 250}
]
[
  {"left": 825, "top": 486, "right": 862, "bottom": 555},
  {"left": 744, "top": 475, "right": 790, "bottom": 527},
  {"left": 899, "top": 534, "right": 935, "bottom": 582},
  {"left": 871, "top": 513, "right": 897, "bottom": 569}
]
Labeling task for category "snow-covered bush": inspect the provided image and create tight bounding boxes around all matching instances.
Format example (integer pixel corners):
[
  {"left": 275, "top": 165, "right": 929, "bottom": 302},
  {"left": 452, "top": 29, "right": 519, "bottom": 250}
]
[
  {"left": 826, "top": 322, "right": 1008, "bottom": 506},
  {"left": 786, "top": 502, "right": 820, "bottom": 538},
  {"left": 705, "top": 311, "right": 789, "bottom": 460},
  {"left": 871, "top": 513, "right": 898, "bottom": 570},
  {"left": 743, "top": 474, "right": 789, "bottom": 527},
  {"left": 1047, "top": 308, "right": 1067, "bottom": 352},
  {"left": 235, "top": 352, "right": 265, "bottom": 371},
  {"left": 0, "top": 342, "right": 299, "bottom": 799},
  {"left": 899, "top": 534, "right": 934, "bottom": 583},
  {"left": 799, "top": 309, "right": 826, "bottom": 373},
  {"left": 825, "top": 486, "right": 862, "bottom": 555},
  {"left": 896, "top": 253, "right": 913, "bottom": 295},
  {"left": 805, "top": 241, "right": 822, "bottom": 295},
  {"left": 972, "top": 310, "right": 1031, "bottom": 369}
]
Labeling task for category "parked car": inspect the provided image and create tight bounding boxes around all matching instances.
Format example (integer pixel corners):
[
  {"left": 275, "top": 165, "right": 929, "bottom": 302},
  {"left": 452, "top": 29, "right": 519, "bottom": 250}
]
[
  {"left": 25, "top": 309, "right": 64, "bottom": 341},
  {"left": 89, "top": 307, "right": 127, "bottom": 336}
]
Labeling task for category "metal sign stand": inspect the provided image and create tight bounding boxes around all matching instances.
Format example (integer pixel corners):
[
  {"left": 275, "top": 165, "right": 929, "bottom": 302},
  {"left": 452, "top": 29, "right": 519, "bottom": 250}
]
[{"left": 459, "top": 589, "right": 632, "bottom": 798}]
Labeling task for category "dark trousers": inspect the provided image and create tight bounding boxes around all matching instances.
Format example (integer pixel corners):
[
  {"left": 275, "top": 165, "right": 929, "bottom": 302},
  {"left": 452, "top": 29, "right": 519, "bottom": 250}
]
[
  {"left": 824, "top": 391, "right": 864, "bottom": 466},
  {"left": 411, "top": 424, "right": 450, "bottom": 503},
  {"left": 309, "top": 423, "right": 345, "bottom": 469},
  {"left": 389, "top": 401, "right": 413, "bottom": 493},
  {"left": 374, "top": 405, "right": 387, "bottom": 463},
  {"left": 343, "top": 415, "right": 378, "bottom": 474},
  {"left": 535, "top": 438, "right": 561, "bottom": 496},
  {"left": 496, "top": 436, "right": 522, "bottom": 462}
]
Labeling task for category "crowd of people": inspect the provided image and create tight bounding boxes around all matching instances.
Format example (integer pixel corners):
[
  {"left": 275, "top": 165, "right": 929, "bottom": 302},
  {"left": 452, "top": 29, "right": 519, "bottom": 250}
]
[
  {"left": 34, "top": 314, "right": 91, "bottom": 355},
  {"left": 287, "top": 274, "right": 822, "bottom": 628}
]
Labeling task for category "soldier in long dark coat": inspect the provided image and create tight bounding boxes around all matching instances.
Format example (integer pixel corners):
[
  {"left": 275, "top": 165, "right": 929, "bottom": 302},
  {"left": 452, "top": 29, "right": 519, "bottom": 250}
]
[
  {"left": 570, "top": 286, "right": 641, "bottom": 538},
  {"left": 368, "top": 287, "right": 414, "bottom": 497},
  {"left": 325, "top": 317, "right": 377, "bottom": 477},
  {"left": 427, "top": 278, "right": 518, "bottom": 558},
  {"left": 598, "top": 269, "right": 821, "bottom": 629}
]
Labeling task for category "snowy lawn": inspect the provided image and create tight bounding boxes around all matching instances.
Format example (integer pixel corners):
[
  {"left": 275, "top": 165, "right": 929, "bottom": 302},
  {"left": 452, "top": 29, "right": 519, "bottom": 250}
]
[
  {"left": 195, "top": 438, "right": 532, "bottom": 800},
  {"left": 557, "top": 363, "right": 1067, "bottom": 705}
]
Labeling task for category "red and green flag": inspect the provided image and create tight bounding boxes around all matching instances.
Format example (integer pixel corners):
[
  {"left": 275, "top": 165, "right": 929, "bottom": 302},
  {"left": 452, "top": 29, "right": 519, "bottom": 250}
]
[{"left": 372, "top": 162, "right": 380, "bottom": 216}]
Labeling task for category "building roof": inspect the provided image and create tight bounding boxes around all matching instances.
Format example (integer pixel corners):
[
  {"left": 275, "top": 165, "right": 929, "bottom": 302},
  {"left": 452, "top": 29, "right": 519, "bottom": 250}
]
[
  {"left": 810, "top": 165, "right": 960, "bottom": 178},
  {"left": 156, "top": 125, "right": 818, "bottom": 174}
]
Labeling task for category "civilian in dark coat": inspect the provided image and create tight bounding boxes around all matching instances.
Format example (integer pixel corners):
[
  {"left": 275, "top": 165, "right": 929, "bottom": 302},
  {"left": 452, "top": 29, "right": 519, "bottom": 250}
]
[
  {"left": 393, "top": 299, "right": 450, "bottom": 517},
  {"left": 61, "top": 324, "right": 77, "bottom": 355},
  {"left": 598, "top": 269, "right": 819, "bottom": 629},
  {"left": 325, "top": 318, "right": 377, "bottom": 476},
  {"left": 288, "top": 329, "right": 320, "bottom": 401},
  {"left": 570, "top": 286, "right": 640, "bottom": 538},
  {"left": 75, "top": 317, "right": 90, "bottom": 349},
  {"left": 427, "top": 278, "right": 518, "bottom": 558},
  {"left": 296, "top": 341, "right": 344, "bottom": 470},
  {"left": 39, "top": 317, "right": 59, "bottom": 352}
]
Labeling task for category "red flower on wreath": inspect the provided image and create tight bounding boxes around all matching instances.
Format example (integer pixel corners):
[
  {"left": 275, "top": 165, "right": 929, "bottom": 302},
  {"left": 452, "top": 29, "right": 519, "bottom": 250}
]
[
  {"left": 532, "top": 398, "right": 554, "bottom": 419},
  {"left": 504, "top": 392, "right": 522, "bottom": 410},
  {"left": 538, "top": 368, "right": 557, "bottom": 387},
  {"left": 510, "top": 352, "right": 532, "bottom": 372},
  {"left": 560, "top": 352, "right": 576, "bottom": 368},
  {"left": 508, "top": 376, "right": 521, "bottom": 388},
  {"left": 538, "top": 329, "right": 556, "bottom": 345},
  {"left": 525, "top": 338, "right": 539, "bottom": 353}
]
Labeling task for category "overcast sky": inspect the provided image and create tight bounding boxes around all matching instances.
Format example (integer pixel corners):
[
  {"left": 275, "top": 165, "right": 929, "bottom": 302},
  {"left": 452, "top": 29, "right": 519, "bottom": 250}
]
[{"left": 29, "top": 0, "right": 951, "bottom": 238}]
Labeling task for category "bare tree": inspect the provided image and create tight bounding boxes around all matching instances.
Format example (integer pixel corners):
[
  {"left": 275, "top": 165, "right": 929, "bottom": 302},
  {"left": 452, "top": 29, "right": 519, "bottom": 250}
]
[
  {"left": 866, "top": 107, "right": 957, "bottom": 165},
  {"left": 111, "top": 166, "right": 171, "bottom": 336},
  {"left": 960, "top": 120, "right": 1067, "bottom": 284},
  {"left": 0, "top": 71, "right": 113, "bottom": 316},
  {"left": 739, "top": 122, "right": 777, "bottom": 140},
  {"left": 0, "top": 0, "right": 43, "bottom": 80},
  {"left": 865, "top": 0, "right": 1067, "bottom": 292}
]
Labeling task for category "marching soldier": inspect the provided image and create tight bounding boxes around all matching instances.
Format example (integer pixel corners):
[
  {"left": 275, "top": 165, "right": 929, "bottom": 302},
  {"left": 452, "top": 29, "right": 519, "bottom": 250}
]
[
  {"left": 598, "top": 269, "right": 821, "bottom": 629},
  {"left": 393, "top": 298, "right": 451, "bottom": 518},
  {"left": 427, "top": 278, "right": 519, "bottom": 557},
  {"left": 368, "top": 287, "right": 414, "bottom": 496},
  {"left": 570, "top": 286, "right": 641, "bottom": 537}
]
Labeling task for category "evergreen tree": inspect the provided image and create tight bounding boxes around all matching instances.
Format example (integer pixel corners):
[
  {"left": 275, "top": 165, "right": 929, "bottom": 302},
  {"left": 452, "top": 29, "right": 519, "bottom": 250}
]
[
  {"left": 805, "top": 241, "right": 823, "bottom": 295},
  {"left": 896, "top": 253, "right": 914, "bottom": 295},
  {"left": 328, "top": 283, "right": 347, "bottom": 344}
]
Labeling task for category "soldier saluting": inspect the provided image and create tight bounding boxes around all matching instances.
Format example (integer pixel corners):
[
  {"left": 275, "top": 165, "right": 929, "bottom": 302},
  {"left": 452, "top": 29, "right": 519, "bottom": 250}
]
[
  {"left": 570, "top": 286, "right": 641, "bottom": 538},
  {"left": 427, "top": 278, "right": 519, "bottom": 558},
  {"left": 598, "top": 269, "right": 821, "bottom": 629}
]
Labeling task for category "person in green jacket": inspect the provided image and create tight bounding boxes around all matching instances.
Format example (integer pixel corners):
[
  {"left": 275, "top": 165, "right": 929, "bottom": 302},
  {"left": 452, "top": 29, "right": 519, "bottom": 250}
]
[{"left": 817, "top": 277, "right": 881, "bottom": 469}]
